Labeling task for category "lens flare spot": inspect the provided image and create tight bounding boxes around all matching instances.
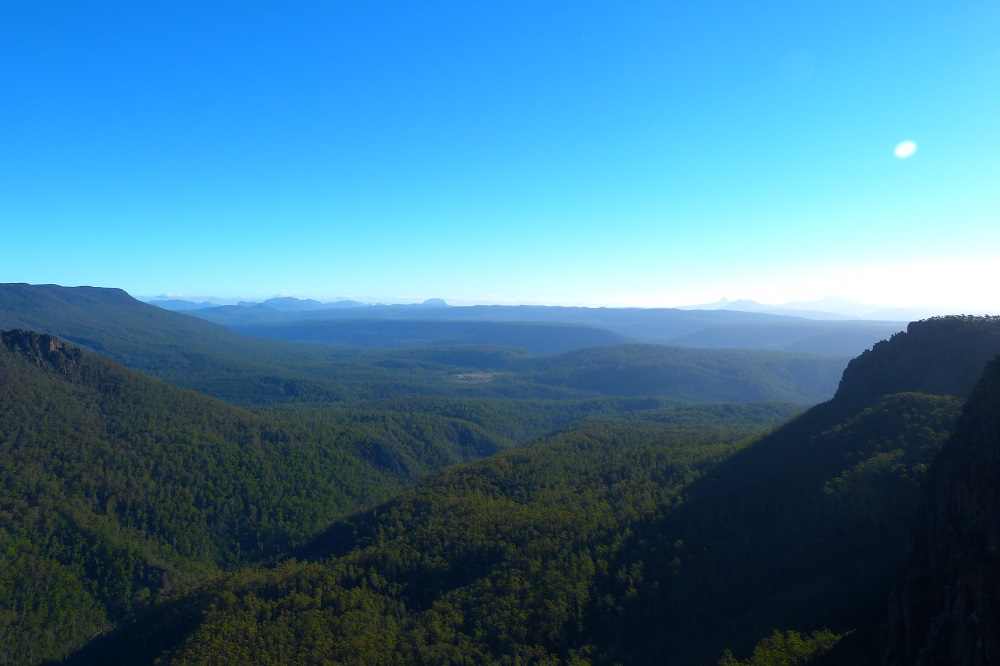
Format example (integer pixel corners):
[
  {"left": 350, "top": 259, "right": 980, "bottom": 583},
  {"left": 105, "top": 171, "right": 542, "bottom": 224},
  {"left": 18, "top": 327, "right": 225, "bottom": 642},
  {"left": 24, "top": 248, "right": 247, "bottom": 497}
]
[{"left": 894, "top": 140, "right": 917, "bottom": 158}]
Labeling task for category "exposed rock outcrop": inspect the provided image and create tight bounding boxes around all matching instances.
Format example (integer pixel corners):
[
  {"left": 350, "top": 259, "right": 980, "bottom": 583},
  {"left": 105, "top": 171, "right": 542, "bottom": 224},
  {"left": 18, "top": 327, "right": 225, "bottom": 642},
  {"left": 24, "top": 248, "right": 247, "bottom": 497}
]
[{"left": 1, "top": 328, "right": 82, "bottom": 373}]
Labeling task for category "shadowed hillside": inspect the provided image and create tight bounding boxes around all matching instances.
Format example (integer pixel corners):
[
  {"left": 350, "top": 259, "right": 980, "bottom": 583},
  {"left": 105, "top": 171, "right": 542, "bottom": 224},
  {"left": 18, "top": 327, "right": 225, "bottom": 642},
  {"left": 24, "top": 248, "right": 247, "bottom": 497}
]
[
  {"left": 884, "top": 355, "right": 1000, "bottom": 665},
  {"left": 837, "top": 315, "right": 1000, "bottom": 406}
]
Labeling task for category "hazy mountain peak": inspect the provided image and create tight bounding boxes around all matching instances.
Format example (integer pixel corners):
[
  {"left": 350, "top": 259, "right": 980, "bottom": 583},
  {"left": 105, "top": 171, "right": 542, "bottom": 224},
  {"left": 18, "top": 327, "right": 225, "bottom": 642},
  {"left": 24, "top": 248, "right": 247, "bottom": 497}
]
[
  {"left": 146, "top": 298, "right": 220, "bottom": 311},
  {"left": 676, "top": 297, "right": 731, "bottom": 310},
  {"left": 712, "top": 297, "right": 871, "bottom": 321},
  {"left": 259, "top": 297, "right": 327, "bottom": 311}
]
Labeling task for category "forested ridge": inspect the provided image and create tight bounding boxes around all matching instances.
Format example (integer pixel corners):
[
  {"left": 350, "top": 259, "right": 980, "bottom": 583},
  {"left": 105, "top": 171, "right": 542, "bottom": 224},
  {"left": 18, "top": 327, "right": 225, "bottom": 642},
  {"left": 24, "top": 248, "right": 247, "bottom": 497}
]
[
  {"left": 0, "top": 284, "right": 849, "bottom": 406},
  {"left": 229, "top": 319, "right": 631, "bottom": 356},
  {"left": 2, "top": 308, "right": 1000, "bottom": 665},
  {"left": 187, "top": 298, "right": 903, "bottom": 357},
  {"left": 59, "top": 405, "right": 797, "bottom": 665},
  {"left": 8, "top": 330, "right": 737, "bottom": 663},
  {"left": 70, "top": 384, "right": 967, "bottom": 664}
]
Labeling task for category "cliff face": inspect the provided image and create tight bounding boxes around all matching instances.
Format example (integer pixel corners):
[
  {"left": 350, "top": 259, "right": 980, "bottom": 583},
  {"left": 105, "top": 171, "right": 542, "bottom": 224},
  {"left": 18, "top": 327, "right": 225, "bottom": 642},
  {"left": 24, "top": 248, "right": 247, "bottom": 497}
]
[
  {"left": 884, "top": 356, "right": 1000, "bottom": 665},
  {"left": 837, "top": 316, "right": 1000, "bottom": 407},
  {"left": 0, "top": 328, "right": 81, "bottom": 373}
]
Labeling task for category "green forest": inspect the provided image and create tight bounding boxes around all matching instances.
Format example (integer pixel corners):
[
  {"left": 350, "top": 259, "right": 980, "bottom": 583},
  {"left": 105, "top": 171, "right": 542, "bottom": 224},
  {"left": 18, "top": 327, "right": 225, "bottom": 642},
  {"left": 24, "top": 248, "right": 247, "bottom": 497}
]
[{"left": 2, "top": 286, "right": 1000, "bottom": 665}]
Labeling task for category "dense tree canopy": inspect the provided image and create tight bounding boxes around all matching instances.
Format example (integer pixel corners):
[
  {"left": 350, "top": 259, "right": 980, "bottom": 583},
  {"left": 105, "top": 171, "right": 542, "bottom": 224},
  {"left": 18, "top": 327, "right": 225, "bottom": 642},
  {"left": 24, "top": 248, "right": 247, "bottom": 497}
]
[{"left": 1, "top": 310, "right": 999, "bottom": 665}]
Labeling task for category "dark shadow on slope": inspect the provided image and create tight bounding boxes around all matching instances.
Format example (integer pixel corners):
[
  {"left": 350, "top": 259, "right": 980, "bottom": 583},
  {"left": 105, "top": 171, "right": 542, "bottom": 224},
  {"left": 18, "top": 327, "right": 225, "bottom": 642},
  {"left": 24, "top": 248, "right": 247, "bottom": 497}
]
[
  {"left": 595, "top": 395, "right": 960, "bottom": 664},
  {"left": 591, "top": 317, "right": 1000, "bottom": 664},
  {"left": 49, "top": 592, "right": 206, "bottom": 666}
]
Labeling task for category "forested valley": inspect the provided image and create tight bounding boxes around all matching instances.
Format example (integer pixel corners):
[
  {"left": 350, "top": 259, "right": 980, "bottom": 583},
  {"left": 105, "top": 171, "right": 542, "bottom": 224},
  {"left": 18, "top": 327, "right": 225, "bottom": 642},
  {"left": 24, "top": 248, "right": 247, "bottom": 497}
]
[{"left": 2, "top": 285, "right": 1000, "bottom": 665}]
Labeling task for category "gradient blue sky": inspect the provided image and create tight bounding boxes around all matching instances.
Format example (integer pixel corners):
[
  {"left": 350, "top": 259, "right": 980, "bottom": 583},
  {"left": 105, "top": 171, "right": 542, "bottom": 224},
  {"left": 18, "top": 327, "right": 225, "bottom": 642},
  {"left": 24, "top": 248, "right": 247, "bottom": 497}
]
[{"left": 2, "top": 2, "right": 998, "bottom": 309}]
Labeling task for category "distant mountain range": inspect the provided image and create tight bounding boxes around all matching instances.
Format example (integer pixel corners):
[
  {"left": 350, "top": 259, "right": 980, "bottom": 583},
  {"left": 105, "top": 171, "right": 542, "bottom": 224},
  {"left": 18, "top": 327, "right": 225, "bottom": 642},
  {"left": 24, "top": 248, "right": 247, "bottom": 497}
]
[
  {"left": 146, "top": 294, "right": 968, "bottom": 322},
  {"left": 147, "top": 295, "right": 905, "bottom": 357},
  {"left": 0, "top": 283, "right": 850, "bottom": 405},
  {"left": 145, "top": 298, "right": 221, "bottom": 311},
  {"left": 675, "top": 295, "right": 981, "bottom": 321},
  {"left": 148, "top": 296, "right": 449, "bottom": 312}
]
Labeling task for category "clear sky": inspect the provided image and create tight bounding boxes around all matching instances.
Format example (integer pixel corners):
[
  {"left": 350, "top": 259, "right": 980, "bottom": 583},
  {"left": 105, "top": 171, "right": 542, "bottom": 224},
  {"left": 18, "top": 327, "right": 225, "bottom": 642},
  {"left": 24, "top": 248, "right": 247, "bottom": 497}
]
[{"left": 2, "top": 1, "right": 998, "bottom": 309}]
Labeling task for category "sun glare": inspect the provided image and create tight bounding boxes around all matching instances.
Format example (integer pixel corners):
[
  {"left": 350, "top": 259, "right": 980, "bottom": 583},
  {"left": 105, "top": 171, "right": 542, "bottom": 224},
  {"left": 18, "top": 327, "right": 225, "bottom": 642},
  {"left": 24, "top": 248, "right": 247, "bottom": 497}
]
[{"left": 894, "top": 140, "right": 917, "bottom": 158}]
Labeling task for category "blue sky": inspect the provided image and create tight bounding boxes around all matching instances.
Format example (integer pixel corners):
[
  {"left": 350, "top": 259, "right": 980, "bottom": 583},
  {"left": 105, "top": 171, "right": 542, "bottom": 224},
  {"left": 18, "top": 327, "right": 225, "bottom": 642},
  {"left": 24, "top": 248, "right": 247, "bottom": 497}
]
[{"left": 2, "top": 1, "right": 998, "bottom": 309}]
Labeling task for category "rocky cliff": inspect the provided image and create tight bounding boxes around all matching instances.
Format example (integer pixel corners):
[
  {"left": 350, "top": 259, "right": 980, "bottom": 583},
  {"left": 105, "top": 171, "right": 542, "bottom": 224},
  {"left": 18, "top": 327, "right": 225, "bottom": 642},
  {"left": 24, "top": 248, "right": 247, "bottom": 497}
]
[
  {"left": 1, "top": 328, "right": 82, "bottom": 373},
  {"left": 884, "top": 355, "right": 1000, "bottom": 665},
  {"left": 837, "top": 316, "right": 1000, "bottom": 409}
]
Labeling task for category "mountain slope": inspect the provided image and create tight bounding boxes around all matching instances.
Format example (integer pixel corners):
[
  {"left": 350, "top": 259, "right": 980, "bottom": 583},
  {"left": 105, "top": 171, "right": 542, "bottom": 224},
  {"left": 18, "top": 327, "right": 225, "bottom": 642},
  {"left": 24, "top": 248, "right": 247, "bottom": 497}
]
[
  {"left": 59, "top": 316, "right": 1000, "bottom": 665},
  {"left": 188, "top": 300, "right": 904, "bottom": 356},
  {"left": 0, "top": 330, "right": 522, "bottom": 664},
  {"left": 231, "top": 318, "right": 631, "bottom": 355},
  {"left": 0, "top": 283, "right": 361, "bottom": 403},
  {"left": 524, "top": 343, "right": 846, "bottom": 403},
  {"left": 0, "top": 284, "right": 852, "bottom": 406},
  {"left": 837, "top": 315, "right": 1000, "bottom": 406},
  {"left": 60, "top": 404, "right": 799, "bottom": 666},
  {"left": 884, "top": 355, "right": 1000, "bottom": 665},
  {"left": 599, "top": 317, "right": 1000, "bottom": 663}
]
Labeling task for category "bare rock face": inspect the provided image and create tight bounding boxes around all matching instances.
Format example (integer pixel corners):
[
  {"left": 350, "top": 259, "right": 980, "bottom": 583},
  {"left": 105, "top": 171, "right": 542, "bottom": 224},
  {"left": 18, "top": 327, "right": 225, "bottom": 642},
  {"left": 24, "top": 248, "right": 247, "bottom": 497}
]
[
  {"left": 1, "top": 328, "right": 82, "bottom": 373},
  {"left": 884, "top": 356, "right": 1000, "bottom": 665}
]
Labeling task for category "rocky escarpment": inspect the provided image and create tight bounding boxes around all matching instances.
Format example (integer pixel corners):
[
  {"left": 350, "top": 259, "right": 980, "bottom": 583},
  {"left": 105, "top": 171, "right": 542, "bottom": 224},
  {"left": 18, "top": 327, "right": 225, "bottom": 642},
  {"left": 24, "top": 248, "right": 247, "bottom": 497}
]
[
  {"left": 884, "top": 355, "right": 1000, "bottom": 665},
  {"left": 1, "top": 328, "right": 82, "bottom": 373},
  {"left": 836, "top": 316, "right": 1000, "bottom": 407}
]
